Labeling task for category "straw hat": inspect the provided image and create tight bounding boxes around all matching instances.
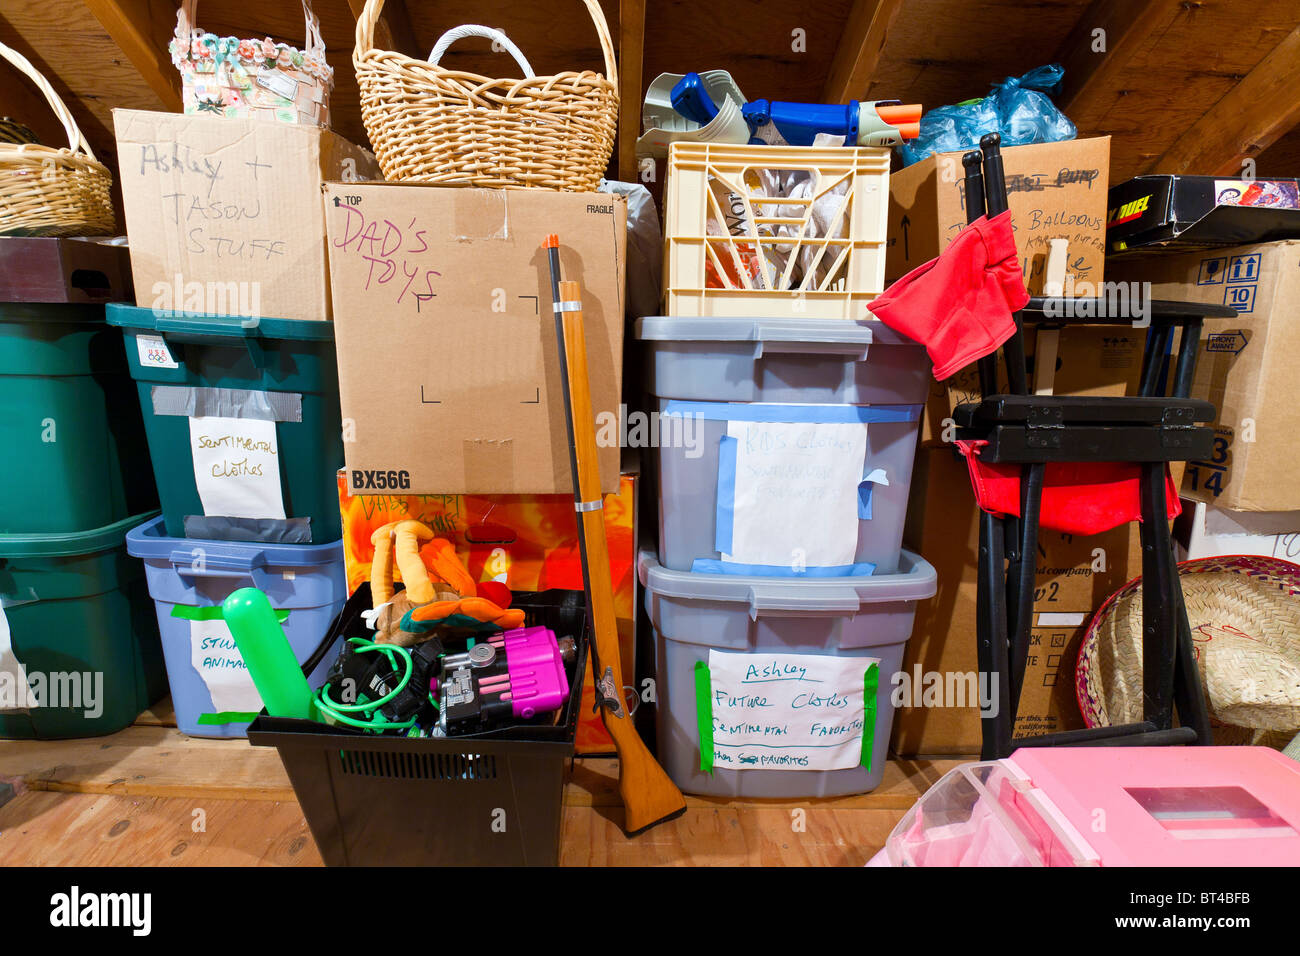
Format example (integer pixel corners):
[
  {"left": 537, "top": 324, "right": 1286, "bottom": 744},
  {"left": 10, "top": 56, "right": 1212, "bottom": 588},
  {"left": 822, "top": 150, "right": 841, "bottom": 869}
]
[{"left": 1077, "top": 555, "right": 1300, "bottom": 740}]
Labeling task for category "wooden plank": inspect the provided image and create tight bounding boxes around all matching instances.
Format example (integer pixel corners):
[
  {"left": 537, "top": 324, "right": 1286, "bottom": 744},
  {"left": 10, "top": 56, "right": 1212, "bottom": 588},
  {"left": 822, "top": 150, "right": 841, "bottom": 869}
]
[
  {"left": 2, "top": 726, "right": 298, "bottom": 801},
  {"left": 133, "top": 696, "right": 176, "bottom": 728},
  {"left": 1148, "top": 24, "right": 1300, "bottom": 176},
  {"left": 617, "top": 0, "right": 645, "bottom": 182},
  {"left": 0, "top": 790, "right": 322, "bottom": 866},
  {"left": 1053, "top": 0, "right": 1181, "bottom": 133},
  {"left": 82, "top": 0, "right": 182, "bottom": 112},
  {"left": 823, "top": 0, "right": 907, "bottom": 103}
]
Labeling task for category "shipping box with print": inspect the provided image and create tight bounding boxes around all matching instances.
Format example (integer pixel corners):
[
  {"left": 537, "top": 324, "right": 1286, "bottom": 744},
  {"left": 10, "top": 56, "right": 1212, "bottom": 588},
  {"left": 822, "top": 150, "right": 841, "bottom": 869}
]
[
  {"left": 1110, "top": 240, "right": 1300, "bottom": 512},
  {"left": 323, "top": 184, "right": 626, "bottom": 495},
  {"left": 887, "top": 137, "right": 1110, "bottom": 295},
  {"left": 114, "top": 109, "right": 379, "bottom": 322}
]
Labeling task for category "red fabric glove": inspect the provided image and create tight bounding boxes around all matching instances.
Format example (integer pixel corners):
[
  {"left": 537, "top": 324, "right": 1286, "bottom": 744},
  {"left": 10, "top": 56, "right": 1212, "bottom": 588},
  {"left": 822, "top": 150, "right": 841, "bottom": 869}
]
[
  {"left": 868, "top": 211, "right": 1029, "bottom": 380},
  {"left": 954, "top": 440, "right": 1182, "bottom": 536}
]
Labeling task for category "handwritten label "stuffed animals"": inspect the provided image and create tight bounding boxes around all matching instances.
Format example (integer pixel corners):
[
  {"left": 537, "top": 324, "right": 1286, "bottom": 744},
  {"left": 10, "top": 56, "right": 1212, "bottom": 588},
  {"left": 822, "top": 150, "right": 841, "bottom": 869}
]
[{"left": 189, "top": 416, "right": 286, "bottom": 520}]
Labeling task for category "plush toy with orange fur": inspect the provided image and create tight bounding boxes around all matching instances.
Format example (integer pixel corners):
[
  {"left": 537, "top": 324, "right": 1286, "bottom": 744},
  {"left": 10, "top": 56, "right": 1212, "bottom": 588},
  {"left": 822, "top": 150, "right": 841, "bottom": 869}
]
[{"left": 365, "top": 519, "right": 524, "bottom": 647}]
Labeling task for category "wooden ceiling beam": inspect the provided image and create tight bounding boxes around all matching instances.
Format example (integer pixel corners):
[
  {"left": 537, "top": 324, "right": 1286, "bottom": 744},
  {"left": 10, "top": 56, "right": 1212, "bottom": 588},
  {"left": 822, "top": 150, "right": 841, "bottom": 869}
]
[
  {"left": 82, "top": 0, "right": 181, "bottom": 111},
  {"left": 617, "top": 0, "right": 645, "bottom": 182},
  {"left": 1052, "top": 0, "right": 1182, "bottom": 133},
  {"left": 1148, "top": 24, "right": 1300, "bottom": 175},
  {"left": 347, "top": 0, "right": 419, "bottom": 60},
  {"left": 822, "top": 0, "right": 906, "bottom": 103}
]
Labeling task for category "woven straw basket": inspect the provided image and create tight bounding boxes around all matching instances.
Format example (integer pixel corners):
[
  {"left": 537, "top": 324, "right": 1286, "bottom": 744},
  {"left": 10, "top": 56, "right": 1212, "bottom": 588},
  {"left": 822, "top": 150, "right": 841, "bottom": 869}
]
[
  {"left": 353, "top": 0, "right": 619, "bottom": 190},
  {"left": 170, "top": 0, "right": 335, "bottom": 127},
  {"left": 1078, "top": 555, "right": 1300, "bottom": 742},
  {"left": 0, "top": 42, "right": 115, "bottom": 237}
]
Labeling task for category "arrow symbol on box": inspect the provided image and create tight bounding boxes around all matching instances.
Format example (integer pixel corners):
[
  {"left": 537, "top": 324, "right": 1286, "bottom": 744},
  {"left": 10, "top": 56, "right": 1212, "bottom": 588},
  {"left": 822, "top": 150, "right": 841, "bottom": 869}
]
[{"left": 1205, "top": 331, "right": 1249, "bottom": 355}]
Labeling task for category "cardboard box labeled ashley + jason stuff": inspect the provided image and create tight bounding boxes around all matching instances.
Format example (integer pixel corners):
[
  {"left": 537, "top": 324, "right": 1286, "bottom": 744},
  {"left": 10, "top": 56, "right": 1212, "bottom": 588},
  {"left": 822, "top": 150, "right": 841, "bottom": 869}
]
[
  {"left": 114, "top": 109, "right": 379, "bottom": 322},
  {"left": 887, "top": 137, "right": 1111, "bottom": 295},
  {"left": 324, "top": 183, "right": 626, "bottom": 496},
  {"left": 1109, "top": 240, "right": 1300, "bottom": 512}
]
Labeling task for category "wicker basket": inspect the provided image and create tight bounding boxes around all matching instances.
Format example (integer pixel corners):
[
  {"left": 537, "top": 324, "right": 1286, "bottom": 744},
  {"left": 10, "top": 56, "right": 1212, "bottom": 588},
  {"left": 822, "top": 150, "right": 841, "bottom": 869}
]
[
  {"left": 0, "top": 42, "right": 115, "bottom": 237},
  {"left": 1077, "top": 554, "right": 1300, "bottom": 742},
  {"left": 170, "top": 0, "right": 335, "bottom": 127},
  {"left": 353, "top": 0, "right": 618, "bottom": 191}
]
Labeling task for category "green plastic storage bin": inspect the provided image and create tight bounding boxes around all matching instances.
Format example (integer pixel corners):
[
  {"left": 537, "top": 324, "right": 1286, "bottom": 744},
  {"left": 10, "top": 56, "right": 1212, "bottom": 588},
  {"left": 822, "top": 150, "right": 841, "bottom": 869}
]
[
  {"left": 0, "top": 511, "right": 167, "bottom": 739},
  {"left": 0, "top": 303, "right": 157, "bottom": 533},
  {"left": 106, "top": 305, "right": 343, "bottom": 544}
]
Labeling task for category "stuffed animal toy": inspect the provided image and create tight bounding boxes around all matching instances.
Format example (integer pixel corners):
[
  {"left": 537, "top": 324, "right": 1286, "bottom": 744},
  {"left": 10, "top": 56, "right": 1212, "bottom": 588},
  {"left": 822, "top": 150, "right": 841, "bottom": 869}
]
[{"left": 365, "top": 520, "right": 524, "bottom": 647}]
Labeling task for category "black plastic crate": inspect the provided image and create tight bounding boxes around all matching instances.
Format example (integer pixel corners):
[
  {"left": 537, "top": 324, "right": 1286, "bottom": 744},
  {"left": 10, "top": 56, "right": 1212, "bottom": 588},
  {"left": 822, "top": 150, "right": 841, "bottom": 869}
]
[{"left": 247, "top": 586, "right": 588, "bottom": 867}]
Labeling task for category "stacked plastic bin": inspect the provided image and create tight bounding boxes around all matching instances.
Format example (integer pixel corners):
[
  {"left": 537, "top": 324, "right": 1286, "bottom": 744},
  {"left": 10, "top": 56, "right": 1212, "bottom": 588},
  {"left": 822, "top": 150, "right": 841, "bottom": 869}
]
[
  {"left": 0, "top": 238, "right": 165, "bottom": 738},
  {"left": 108, "top": 304, "right": 348, "bottom": 738},
  {"left": 637, "top": 143, "right": 936, "bottom": 797}
]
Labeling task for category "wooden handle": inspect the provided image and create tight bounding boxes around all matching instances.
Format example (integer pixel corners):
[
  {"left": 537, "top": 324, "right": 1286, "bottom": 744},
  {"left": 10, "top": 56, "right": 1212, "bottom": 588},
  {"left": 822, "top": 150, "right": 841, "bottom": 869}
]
[{"left": 559, "top": 279, "right": 685, "bottom": 834}]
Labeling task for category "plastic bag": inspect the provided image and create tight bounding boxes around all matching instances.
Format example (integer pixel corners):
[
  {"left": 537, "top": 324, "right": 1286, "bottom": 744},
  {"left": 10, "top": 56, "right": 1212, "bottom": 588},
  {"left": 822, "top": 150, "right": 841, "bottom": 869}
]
[{"left": 899, "top": 64, "right": 1076, "bottom": 166}]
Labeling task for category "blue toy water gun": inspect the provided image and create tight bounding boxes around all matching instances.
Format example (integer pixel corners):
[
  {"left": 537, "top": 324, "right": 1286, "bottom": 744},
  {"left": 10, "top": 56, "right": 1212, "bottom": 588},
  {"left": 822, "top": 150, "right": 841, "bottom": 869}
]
[{"left": 670, "top": 71, "right": 921, "bottom": 148}]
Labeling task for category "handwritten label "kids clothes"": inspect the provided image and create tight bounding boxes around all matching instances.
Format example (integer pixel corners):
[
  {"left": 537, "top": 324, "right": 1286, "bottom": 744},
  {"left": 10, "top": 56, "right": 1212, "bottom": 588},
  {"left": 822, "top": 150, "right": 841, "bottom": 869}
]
[
  {"left": 704, "top": 650, "right": 875, "bottom": 771},
  {"left": 189, "top": 416, "right": 286, "bottom": 520}
]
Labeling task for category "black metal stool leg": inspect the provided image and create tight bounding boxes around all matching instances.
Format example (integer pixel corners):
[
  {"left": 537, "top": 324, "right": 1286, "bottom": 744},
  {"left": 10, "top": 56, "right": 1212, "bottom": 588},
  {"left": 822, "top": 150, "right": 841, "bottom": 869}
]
[
  {"left": 1009, "top": 463, "right": 1044, "bottom": 716},
  {"left": 1139, "top": 461, "right": 1179, "bottom": 729},
  {"left": 977, "top": 510, "right": 1013, "bottom": 759},
  {"left": 1172, "top": 577, "right": 1213, "bottom": 744}
]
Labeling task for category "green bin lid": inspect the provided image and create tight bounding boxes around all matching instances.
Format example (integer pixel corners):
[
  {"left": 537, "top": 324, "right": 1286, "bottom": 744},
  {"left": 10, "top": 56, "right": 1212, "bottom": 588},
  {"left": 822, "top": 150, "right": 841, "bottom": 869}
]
[
  {"left": 106, "top": 303, "right": 334, "bottom": 341},
  {"left": 0, "top": 510, "right": 160, "bottom": 558}
]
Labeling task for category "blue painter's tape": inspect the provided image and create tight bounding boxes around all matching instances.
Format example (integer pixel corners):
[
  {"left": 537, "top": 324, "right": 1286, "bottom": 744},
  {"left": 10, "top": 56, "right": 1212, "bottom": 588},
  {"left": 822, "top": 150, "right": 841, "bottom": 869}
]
[
  {"left": 691, "top": 558, "right": 878, "bottom": 577},
  {"left": 858, "top": 482, "right": 874, "bottom": 520},
  {"left": 715, "top": 435, "right": 737, "bottom": 555},
  {"left": 662, "top": 401, "right": 921, "bottom": 424}
]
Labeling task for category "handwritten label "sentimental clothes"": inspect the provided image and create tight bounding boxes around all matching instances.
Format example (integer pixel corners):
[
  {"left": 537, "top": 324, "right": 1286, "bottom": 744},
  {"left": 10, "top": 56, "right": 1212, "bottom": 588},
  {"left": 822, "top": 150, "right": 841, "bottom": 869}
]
[
  {"left": 189, "top": 416, "right": 285, "bottom": 520},
  {"left": 705, "top": 650, "right": 875, "bottom": 771}
]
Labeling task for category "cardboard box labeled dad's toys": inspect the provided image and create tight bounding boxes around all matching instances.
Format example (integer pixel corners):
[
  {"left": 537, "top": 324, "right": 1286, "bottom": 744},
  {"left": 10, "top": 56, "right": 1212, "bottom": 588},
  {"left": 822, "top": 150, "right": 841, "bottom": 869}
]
[{"left": 325, "top": 184, "right": 626, "bottom": 496}]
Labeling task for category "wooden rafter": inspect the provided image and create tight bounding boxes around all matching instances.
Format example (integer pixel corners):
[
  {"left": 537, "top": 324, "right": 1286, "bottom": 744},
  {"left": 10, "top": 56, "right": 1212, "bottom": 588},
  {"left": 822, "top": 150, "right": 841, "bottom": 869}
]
[
  {"left": 822, "top": 0, "right": 905, "bottom": 103},
  {"left": 617, "top": 0, "right": 645, "bottom": 182},
  {"left": 82, "top": 0, "right": 182, "bottom": 111},
  {"left": 347, "top": 0, "right": 419, "bottom": 59},
  {"left": 1148, "top": 24, "right": 1300, "bottom": 175},
  {"left": 1052, "top": 0, "right": 1182, "bottom": 133}
]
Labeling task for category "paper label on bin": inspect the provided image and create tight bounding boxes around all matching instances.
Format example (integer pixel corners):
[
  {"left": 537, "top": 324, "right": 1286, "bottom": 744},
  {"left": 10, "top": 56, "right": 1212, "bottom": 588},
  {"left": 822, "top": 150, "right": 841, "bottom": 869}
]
[
  {"left": 721, "top": 420, "right": 867, "bottom": 569},
  {"left": 189, "top": 415, "right": 286, "bottom": 520},
  {"left": 705, "top": 650, "right": 875, "bottom": 771},
  {"left": 0, "top": 604, "right": 37, "bottom": 712},
  {"left": 190, "top": 619, "right": 263, "bottom": 715},
  {"left": 137, "top": 333, "right": 179, "bottom": 369}
]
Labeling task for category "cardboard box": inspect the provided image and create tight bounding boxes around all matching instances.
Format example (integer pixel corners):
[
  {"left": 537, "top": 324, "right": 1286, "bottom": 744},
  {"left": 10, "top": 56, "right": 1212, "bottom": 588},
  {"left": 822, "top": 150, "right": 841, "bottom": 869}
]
[
  {"left": 114, "top": 109, "right": 379, "bottom": 322},
  {"left": 887, "top": 137, "right": 1110, "bottom": 295},
  {"left": 1110, "top": 240, "right": 1300, "bottom": 511},
  {"left": 1174, "top": 496, "right": 1300, "bottom": 562},
  {"left": 892, "top": 444, "right": 1141, "bottom": 755},
  {"left": 324, "top": 183, "right": 626, "bottom": 495},
  {"left": 334, "top": 471, "right": 638, "bottom": 754},
  {"left": 1107, "top": 174, "right": 1300, "bottom": 254}
]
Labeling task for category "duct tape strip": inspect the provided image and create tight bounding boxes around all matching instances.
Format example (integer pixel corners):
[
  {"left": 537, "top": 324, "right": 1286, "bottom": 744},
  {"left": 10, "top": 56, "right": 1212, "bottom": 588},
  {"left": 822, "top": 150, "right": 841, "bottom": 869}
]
[
  {"left": 552, "top": 300, "right": 583, "bottom": 313},
  {"left": 171, "top": 605, "right": 290, "bottom": 623},
  {"left": 695, "top": 659, "right": 714, "bottom": 773},
  {"left": 183, "top": 516, "right": 311, "bottom": 544},
  {"left": 574, "top": 498, "right": 603, "bottom": 513},
  {"left": 663, "top": 402, "right": 921, "bottom": 424},
  {"left": 151, "top": 385, "right": 303, "bottom": 423},
  {"left": 861, "top": 663, "right": 879, "bottom": 771},
  {"left": 197, "top": 711, "right": 261, "bottom": 726}
]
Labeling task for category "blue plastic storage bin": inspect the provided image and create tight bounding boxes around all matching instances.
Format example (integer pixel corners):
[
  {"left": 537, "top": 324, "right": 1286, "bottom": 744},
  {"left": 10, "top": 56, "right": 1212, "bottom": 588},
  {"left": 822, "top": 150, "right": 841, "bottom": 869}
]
[{"left": 126, "top": 516, "right": 347, "bottom": 738}]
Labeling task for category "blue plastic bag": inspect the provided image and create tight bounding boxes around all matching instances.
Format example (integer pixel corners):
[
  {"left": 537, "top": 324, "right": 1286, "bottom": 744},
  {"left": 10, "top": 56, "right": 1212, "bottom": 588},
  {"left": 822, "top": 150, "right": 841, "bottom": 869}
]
[{"left": 899, "top": 64, "right": 1076, "bottom": 166}]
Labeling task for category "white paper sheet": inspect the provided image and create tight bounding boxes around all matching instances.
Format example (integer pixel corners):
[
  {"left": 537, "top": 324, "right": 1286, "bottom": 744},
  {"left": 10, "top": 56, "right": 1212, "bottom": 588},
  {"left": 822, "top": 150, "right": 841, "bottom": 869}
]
[
  {"left": 707, "top": 650, "right": 876, "bottom": 771},
  {"left": 723, "top": 419, "right": 867, "bottom": 569},
  {"left": 0, "top": 603, "right": 36, "bottom": 712},
  {"left": 189, "top": 415, "right": 286, "bottom": 519},
  {"left": 190, "top": 619, "right": 264, "bottom": 715}
]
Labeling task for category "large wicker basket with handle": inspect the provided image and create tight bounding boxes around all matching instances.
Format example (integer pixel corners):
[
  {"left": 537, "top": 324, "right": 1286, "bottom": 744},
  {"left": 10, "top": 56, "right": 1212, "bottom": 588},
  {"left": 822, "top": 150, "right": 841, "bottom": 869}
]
[
  {"left": 0, "top": 41, "right": 115, "bottom": 237},
  {"left": 353, "top": 0, "right": 618, "bottom": 190}
]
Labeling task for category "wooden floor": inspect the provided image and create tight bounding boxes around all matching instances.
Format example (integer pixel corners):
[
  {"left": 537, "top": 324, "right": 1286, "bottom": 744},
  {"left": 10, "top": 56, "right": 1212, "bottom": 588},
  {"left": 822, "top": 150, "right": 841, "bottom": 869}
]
[{"left": 0, "top": 699, "right": 959, "bottom": 866}]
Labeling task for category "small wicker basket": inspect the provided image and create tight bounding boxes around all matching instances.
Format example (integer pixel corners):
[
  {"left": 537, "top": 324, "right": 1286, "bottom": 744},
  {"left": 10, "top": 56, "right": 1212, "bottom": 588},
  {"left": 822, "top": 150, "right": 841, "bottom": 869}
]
[
  {"left": 169, "top": 0, "right": 335, "bottom": 128},
  {"left": 0, "top": 41, "right": 115, "bottom": 237},
  {"left": 353, "top": 0, "right": 619, "bottom": 191}
]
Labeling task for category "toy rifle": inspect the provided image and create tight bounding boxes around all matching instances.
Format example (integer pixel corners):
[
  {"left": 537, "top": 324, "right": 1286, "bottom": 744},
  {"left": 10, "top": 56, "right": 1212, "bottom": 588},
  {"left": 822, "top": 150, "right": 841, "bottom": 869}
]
[{"left": 543, "top": 234, "right": 687, "bottom": 835}]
